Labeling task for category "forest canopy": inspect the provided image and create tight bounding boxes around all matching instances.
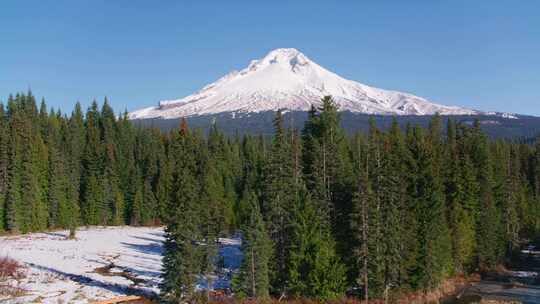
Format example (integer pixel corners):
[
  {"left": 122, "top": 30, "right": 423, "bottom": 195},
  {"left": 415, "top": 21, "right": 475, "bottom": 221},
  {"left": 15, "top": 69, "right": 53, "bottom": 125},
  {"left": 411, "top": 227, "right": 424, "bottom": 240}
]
[{"left": 1, "top": 92, "right": 540, "bottom": 302}]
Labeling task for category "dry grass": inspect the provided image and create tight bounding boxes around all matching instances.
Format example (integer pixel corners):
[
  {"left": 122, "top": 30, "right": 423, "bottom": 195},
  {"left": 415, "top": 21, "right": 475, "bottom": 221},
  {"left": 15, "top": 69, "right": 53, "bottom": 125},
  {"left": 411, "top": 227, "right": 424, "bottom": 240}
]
[
  {"left": 91, "top": 295, "right": 156, "bottom": 304},
  {"left": 0, "top": 256, "right": 27, "bottom": 299},
  {"left": 203, "top": 275, "right": 481, "bottom": 304},
  {"left": 480, "top": 300, "right": 522, "bottom": 304},
  {"left": 206, "top": 298, "right": 402, "bottom": 304},
  {"left": 0, "top": 283, "right": 26, "bottom": 298},
  {"left": 205, "top": 298, "right": 521, "bottom": 304},
  {"left": 0, "top": 256, "right": 24, "bottom": 280}
]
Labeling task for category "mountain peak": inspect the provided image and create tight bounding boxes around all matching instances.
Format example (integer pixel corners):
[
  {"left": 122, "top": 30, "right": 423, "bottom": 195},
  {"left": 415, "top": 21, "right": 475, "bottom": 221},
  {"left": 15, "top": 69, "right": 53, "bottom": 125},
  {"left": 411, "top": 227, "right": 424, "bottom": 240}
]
[
  {"left": 262, "top": 48, "right": 304, "bottom": 62},
  {"left": 130, "top": 49, "right": 479, "bottom": 119},
  {"left": 248, "top": 48, "right": 310, "bottom": 72},
  {"left": 264, "top": 47, "right": 302, "bottom": 59}
]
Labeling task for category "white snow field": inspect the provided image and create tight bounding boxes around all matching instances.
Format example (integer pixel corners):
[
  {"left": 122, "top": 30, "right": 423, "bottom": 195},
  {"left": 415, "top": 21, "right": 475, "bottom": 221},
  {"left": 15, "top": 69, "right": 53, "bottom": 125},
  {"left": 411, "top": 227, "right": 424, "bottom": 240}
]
[{"left": 0, "top": 226, "right": 242, "bottom": 304}]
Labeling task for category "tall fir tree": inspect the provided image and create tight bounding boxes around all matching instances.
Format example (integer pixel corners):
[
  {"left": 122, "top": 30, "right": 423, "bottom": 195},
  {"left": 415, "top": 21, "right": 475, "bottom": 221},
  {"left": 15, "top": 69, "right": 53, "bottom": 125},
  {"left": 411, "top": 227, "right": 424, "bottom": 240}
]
[
  {"left": 410, "top": 125, "right": 453, "bottom": 290},
  {"left": 262, "top": 110, "right": 298, "bottom": 293},
  {"left": 235, "top": 190, "right": 272, "bottom": 299},
  {"left": 472, "top": 122, "right": 503, "bottom": 268},
  {"left": 5, "top": 96, "right": 23, "bottom": 232},
  {"left": 82, "top": 101, "right": 105, "bottom": 225},
  {"left": 287, "top": 192, "right": 347, "bottom": 300},
  {"left": 160, "top": 121, "right": 202, "bottom": 302},
  {"left": 0, "top": 103, "right": 8, "bottom": 231},
  {"left": 46, "top": 112, "right": 71, "bottom": 228},
  {"left": 301, "top": 97, "right": 355, "bottom": 281},
  {"left": 351, "top": 152, "right": 374, "bottom": 301},
  {"left": 379, "top": 120, "right": 410, "bottom": 292}
]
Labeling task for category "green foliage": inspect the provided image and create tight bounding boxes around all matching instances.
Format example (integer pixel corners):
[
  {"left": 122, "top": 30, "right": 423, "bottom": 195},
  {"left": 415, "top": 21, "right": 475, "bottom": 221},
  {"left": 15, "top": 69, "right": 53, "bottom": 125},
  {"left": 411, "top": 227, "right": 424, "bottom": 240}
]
[
  {"left": 235, "top": 191, "right": 272, "bottom": 299},
  {"left": 287, "top": 193, "right": 347, "bottom": 300},
  {"left": 301, "top": 97, "right": 355, "bottom": 284},
  {"left": 445, "top": 121, "right": 478, "bottom": 272},
  {"left": 160, "top": 126, "right": 202, "bottom": 302},
  {"left": 129, "top": 182, "right": 144, "bottom": 226},
  {"left": 262, "top": 110, "right": 299, "bottom": 292},
  {"left": 1, "top": 92, "right": 539, "bottom": 303},
  {"left": 410, "top": 125, "right": 453, "bottom": 289}
]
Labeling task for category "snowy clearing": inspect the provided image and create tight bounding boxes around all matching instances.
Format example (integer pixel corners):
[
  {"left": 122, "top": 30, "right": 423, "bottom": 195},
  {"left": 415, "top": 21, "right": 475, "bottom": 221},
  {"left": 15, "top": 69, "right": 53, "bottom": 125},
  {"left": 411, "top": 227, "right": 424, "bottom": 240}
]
[{"left": 0, "top": 226, "right": 242, "bottom": 304}]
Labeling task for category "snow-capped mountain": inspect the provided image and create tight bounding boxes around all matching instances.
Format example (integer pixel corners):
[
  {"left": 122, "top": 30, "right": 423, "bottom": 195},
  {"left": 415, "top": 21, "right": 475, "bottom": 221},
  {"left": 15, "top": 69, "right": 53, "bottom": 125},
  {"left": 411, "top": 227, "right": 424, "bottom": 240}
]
[{"left": 130, "top": 48, "right": 479, "bottom": 119}]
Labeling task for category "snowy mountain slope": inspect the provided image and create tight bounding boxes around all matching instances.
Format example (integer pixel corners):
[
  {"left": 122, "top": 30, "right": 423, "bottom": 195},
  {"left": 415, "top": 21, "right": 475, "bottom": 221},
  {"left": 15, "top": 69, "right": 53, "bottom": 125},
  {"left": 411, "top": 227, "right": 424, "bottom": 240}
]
[{"left": 129, "top": 48, "right": 480, "bottom": 119}]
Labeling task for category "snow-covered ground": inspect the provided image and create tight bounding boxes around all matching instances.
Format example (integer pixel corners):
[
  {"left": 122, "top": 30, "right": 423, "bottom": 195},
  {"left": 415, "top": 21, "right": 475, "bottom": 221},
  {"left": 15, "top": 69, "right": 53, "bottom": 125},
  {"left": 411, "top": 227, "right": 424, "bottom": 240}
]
[{"left": 0, "top": 226, "right": 242, "bottom": 304}]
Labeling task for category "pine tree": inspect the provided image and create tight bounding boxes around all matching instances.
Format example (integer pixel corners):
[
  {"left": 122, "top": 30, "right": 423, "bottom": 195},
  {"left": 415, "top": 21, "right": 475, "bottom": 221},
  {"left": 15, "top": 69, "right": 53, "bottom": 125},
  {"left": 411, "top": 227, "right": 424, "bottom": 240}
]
[
  {"left": 45, "top": 112, "right": 68, "bottom": 228},
  {"left": 240, "top": 135, "right": 264, "bottom": 197},
  {"left": 82, "top": 101, "right": 104, "bottom": 225},
  {"left": 160, "top": 122, "right": 201, "bottom": 302},
  {"left": 101, "top": 98, "right": 120, "bottom": 225},
  {"left": 501, "top": 145, "right": 520, "bottom": 256},
  {"left": 444, "top": 121, "right": 479, "bottom": 272},
  {"left": 83, "top": 175, "right": 103, "bottom": 225},
  {"left": 302, "top": 97, "right": 353, "bottom": 223},
  {"left": 362, "top": 119, "right": 385, "bottom": 295},
  {"left": 5, "top": 96, "right": 23, "bottom": 232},
  {"left": 472, "top": 124, "right": 503, "bottom": 268},
  {"left": 156, "top": 147, "right": 171, "bottom": 224},
  {"left": 130, "top": 181, "right": 144, "bottom": 226},
  {"left": 66, "top": 102, "right": 85, "bottom": 237},
  {"left": 287, "top": 192, "right": 347, "bottom": 300},
  {"left": 300, "top": 96, "right": 355, "bottom": 282},
  {"left": 0, "top": 104, "right": 8, "bottom": 231},
  {"left": 262, "top": 110, "right": 297, "bottom": 293},
  {"left": 410, "top": 125, "right": 453, "bottom": 290},
  {"left": 116, "top": 110, "right": 136, "bottom": 225},
  {"left": 20, "top": 120, "right": 48, "bottom": 232},
  {"left": 235, "top": 190, "right": 272, "bottom": 299},
  {"left": 351, "top": 155, "right": 374, "bottom": 302},
  {"left": 379, "top": 120, "right": 409, "bottom": 293},
  {"left": 449, "top": 152, "right": 478, "bottom": 272},
  {"left": 142, "top": 178, "right": 157, "bottom": 225},
  {"left": 203, "top": 128, "right": 235, "bottom": 232},
  {"left": 32, "top": 99, "right": 50, "bottom": 231},
  {"left": 112, "top": 190, "right": 125, "bottom": 226}
]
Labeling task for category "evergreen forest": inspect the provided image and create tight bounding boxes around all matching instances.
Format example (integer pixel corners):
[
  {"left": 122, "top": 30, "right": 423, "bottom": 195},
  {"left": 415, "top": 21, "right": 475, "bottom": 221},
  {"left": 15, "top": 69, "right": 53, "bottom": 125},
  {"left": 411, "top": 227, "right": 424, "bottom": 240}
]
[{"left": 2, "top": 92, "right": 540, "bottom": 302}]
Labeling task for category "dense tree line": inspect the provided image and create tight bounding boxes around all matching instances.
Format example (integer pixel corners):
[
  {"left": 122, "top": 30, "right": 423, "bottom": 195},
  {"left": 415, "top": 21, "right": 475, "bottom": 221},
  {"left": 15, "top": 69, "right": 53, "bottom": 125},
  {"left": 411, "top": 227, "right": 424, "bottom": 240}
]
[
  {"left": 1, "top": 93, "right": 540, "bottom": 302},
  {"left": 0, "top": 92, "right": 168, "bottom": 234}
]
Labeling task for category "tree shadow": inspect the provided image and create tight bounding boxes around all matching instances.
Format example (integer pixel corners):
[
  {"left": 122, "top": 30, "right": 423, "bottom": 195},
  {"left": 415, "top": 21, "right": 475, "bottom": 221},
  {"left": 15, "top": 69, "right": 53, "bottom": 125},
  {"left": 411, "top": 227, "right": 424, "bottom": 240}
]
[
  {"left": 43, "top": 231, "right": 68, "bottom": 238},
  {"left": 119, "top": 252, "right": 162, "bottom": 264},
  {"left": 120, "top": 241, "right": 163, "bottom": 256},
  {"left": 26, "top": 262, "right": 157, "bottom": 298},
  {"left": 148, "top": 231, "right": 165, "bottom": 238},
  {"left": 82, "top": 257, "right": 161, "bottom": 288},
  {"left": 130, "top": 235, "right": 164, "bottom": 244}
]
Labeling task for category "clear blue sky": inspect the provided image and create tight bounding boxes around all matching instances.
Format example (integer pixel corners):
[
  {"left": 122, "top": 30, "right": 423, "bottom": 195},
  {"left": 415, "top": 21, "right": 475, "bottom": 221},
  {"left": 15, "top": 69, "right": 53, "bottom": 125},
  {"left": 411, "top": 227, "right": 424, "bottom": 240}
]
[{"left": 1, "top": 1, "right": 539, "bottom": 115}]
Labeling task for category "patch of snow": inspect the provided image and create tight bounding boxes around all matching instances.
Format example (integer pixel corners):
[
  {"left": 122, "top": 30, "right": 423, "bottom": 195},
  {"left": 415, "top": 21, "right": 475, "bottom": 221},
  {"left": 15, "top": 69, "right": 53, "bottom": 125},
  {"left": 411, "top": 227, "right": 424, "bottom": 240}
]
[
  {"left": 485, "top": 111, "right": 519, "bottom": 119},
  {"left": 509, "top": 271, "right": 538, "bottom": 278},
  {"left": 0, "top": 226, "right": 243, "bottom": 303},
  {"left": 0, "top": 226, "right": 163, "bottom": 303},
  {"left": 521, "top": 249, "right": 540, "bottom": 255},
  {"left": 196, "top": 237, "right": 243, "bottom": 291}
]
